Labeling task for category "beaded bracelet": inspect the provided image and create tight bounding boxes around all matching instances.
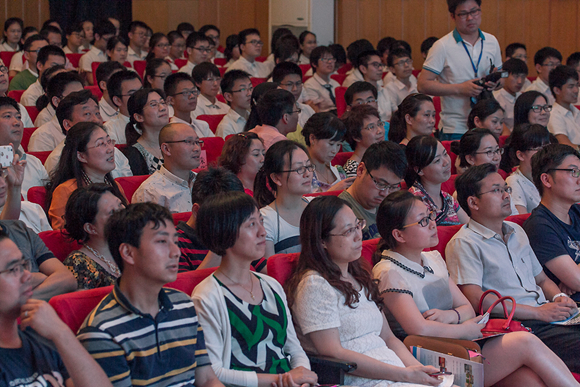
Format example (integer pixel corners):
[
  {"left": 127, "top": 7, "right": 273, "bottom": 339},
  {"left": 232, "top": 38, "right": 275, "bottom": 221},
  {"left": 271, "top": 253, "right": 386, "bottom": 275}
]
[{"left": 452, "top": 308, "right": 460, "bottom": 324}]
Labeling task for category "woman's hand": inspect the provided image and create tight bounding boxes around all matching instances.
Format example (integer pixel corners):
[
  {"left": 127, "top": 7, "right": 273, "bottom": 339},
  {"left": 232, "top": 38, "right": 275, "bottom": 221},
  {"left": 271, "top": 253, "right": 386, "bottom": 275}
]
[
  {"left": 328, "top": 176, "right": 355, "bottom": 192},
  {"left": 422, "top": 308, "right": 458, "bottom": 324},
  {"left": 459, "top": 315, "right": 484, "bottom": 340},
  {"left": 271, "top": 367, "right": 318, "bottom": 387},
  {"left": 400, "top": 365, "right": 442, "bottom": 386}
]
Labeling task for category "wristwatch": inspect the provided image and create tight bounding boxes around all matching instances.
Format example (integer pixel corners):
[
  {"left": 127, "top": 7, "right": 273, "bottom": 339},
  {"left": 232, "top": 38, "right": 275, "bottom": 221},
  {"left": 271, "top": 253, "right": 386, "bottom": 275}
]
[{"left": 552, "top": 292, "right": 569, "bottom": 302}]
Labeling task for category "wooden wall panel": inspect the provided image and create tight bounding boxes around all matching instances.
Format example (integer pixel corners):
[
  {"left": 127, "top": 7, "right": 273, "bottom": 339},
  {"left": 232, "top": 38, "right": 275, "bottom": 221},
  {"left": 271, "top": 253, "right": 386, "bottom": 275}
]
[
  {"left": 379, "top": 0, "right": 403, "bottom": 44},
  {"left": 0, "top": 0, "right": 49, "bottom": 29},
  {"left": 550, "top": 0, "right": 577, "bottom": 61}
]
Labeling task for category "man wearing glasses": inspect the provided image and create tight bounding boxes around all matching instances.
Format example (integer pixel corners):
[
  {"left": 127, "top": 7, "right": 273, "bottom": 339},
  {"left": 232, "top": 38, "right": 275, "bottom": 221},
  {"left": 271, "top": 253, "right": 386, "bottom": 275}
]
[
  {"left": 178, "top": 32, "right": 213, "bottom": 76},
  {"left": 126, "top": 21, "right": 150, "bottom": 65},
  {"left": 524, "top": 47, "right": 562, "bottom": 106},
  {"left": 104, "top": 70, "right": 143, "bottom": 145},
  {"left": 226, "top": 28, "right": 269, "bottom": 78},
  {"left": 8, "top": 35, "right": 47, "bottom": 91},
  {"left": 525, "top": 144, "right": 580, "bottom": 304},
  {"left": 547, "top": 65, "right": 580, "bottom": 148},
  {"left": 418, "top": 0, "right": 502, "bottom": 140},
  {"left": 339, "top": 141, "right": 407, "bottom": 240},
  {"left": 132, "top": 122, "right": 202, "bottom": 213},
  {"left": 357, "top": 50, "right": 397, "bottom": 122},
  {"left": 78, "top": 19, "right": 116, "bottom": 85},
  {"left": 385, "top": 48, "right": 418, "bottom": 107}
]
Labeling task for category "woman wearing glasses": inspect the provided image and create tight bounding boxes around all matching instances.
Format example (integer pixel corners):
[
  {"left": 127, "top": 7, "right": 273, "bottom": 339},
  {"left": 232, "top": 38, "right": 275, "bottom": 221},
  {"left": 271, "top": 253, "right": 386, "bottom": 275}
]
[
  {"left": 191, "top": 191, "right": 318, "bottom": 387},
  {"left": 372, "top": 191, "right": 579, "bottom": 387},
  {"left": 287, "top": 196, "right": 441, "bottom": 387},
  {"left": 302, "top": 113, "right": 355, "bottom": 192},
  {"left": 254, "top": 140, "right": 313, "bottom": 259},
  {"left": 122, "top": 89, "right": 170, "bottom": 175},
  {"left": 406, "top": 136, "right": 469, "bottom": 226},
  {"left": 342, "top": 105, "right": 385, "bottom": 177},
  {"left": 467, "top": 99, "right": 506, "bottom": 138},
  {"left": 143, "top": 58, "right": 172, "bottom": 90},
  {"left": 145, "top": 33, "right": 176, "bottom": 70},
  {"left": 388, "top": 94, "right": 436, "bottom": 146},
  {"left": 514, "top": 90, "right": 552, "bottom": 128},
  {"left": 47, "top": 122, "right": 125, "bottom": 229}
]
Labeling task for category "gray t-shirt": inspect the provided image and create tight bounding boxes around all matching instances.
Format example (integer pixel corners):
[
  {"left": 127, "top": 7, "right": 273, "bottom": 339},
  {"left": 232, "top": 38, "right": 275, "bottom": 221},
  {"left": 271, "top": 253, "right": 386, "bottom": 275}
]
[
  {"left": 0, "top": 220, "right": 55, "bottom": 271},
  {"left": 339, "top": 191, "right": 379, "bottom": 240}
]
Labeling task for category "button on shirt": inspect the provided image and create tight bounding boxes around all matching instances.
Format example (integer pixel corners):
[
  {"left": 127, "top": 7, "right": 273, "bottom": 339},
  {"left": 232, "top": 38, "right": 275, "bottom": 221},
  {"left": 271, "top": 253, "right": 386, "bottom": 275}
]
[
  {"left": 215, "top": 108, "right": 247, "bottom": 138},
  {"left": 422, "top": 29, "right": 502, "bottom": 135},
  {"left": 547, "top": 103, "right": 580, "bottom": 145},
  {"left": 132, "top": 165, "right": 195, "bottom": 213},
  {"left": 493, "top": 88, "right": 520, "bottom": 129},
  {"left": 384, "top": 77, "right": 418, "bottom": 107},
  {"left": 226, "top": 56, "right": 269, "bottom": 78},
  {"left": 446, "top": 219, "right": 547, "bottom": 309},
  {"left": 524, "top": 77, "right": 554, "bottom": 106},
  {"left": 193, "top": 94, "right": 230, "bottom": 116},
  {"left": 99, "top": 97, "right": 118, "bottom": 122},
  {"left": 303, "top": 73, "right": 340, "bottom": 113},
  {"left": 28, "top": 115, "right": 64, "bottom": 152},
  {"left": 126, "top": 46, "right": 147, "bottom": 66},
  {"left": 169, "top": 115, "right": 215, "bottom": 138},
  {"left": 104, "top": 114, "right": 131, "bottom": 145},
  {"left": 79, "top": 45, "right": 106, "bottom": 73},
  {"left": 20, "top": 80, "right": 43, "bottom": 107}
]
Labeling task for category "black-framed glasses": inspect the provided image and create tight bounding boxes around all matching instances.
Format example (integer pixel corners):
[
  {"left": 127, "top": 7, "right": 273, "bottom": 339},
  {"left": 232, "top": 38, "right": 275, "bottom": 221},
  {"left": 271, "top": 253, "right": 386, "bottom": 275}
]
[
  {"left": 530, "top": 104, "right": 552, "bottom": 113},
  {"left": 246, "top": 39, "right": 264, "bottom": 46},
  {"left": 320, "top": 57, "right": 336, "bottom": 63},
  {"left": 172, "top": 89, "right": 200, "bottom": 98},
  {"left": 280, "top": 81, "right": 303, "bottom": 89},
  {"left": 328, "top": 219, "right": 366, "bottom": 237},
  {"left": 0, "top": 66, "right": 8, "bottom": 74},
  {"left": 0, "top": 259, "right": 31, "bottom": 277},
  {"left": 192, "top": 46, "right": 212, "bottom": 54},
  {"left": 540, "top": 61, "right": 560, "bottom": 68},
  {"left": 455, "top": 8, "right": 481, "bottom": 20},
  {"left": 289, "top": 108, "right": 301, "bottom": 114},
  {"left": 367, "top": 168, "right": 402, "bottom": 191},
  {"left": 474, "top": 147, "right": 503, "bottom": 158},
  {"left": 152, "top": 73, "right": 170, "bottom": 79},
  {"left": 120, "top": 88, "right": 143, "bottom": 97},
  {"left": 280, "top": 164, "right": 315, "bottom": 175},
  {"left": 366, "top": 61, "right": 384, "bottom": 69},
  {"left": 164, "top": 138, "right": 204, "bottom": 147},
  {"left": 394, "top": 59, "right": 413, "bottom": 67},
  {"left": 155, "top": 43, "right": 170, "bottom": 49},
  {"left": 230, "top": 86, "right": 254, "bottom": 94},
  {"left": 477, "top": 186, "right": 512, "bottom": 196},
  {"left": 547, "top": 168, "right": 580, "bottom": 178},
  {"left": 402, "top": 212, "right": 437, "bottom": 228}
]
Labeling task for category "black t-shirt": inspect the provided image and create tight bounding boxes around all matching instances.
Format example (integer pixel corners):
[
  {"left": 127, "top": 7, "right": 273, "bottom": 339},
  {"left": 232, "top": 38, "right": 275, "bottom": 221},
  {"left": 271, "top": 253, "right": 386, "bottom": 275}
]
[
  {"left": 524, "top": 203, "right": 580, "bottom": 299},
  {"left": 0, "top": 328, "right": 69, "bottom": 387}
]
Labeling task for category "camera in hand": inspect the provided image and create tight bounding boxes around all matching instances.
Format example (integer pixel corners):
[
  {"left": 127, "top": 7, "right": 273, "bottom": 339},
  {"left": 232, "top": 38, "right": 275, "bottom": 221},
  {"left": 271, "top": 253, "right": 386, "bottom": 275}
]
[{"left": 471, "top": 71, "right": 508, "bottom": 106}]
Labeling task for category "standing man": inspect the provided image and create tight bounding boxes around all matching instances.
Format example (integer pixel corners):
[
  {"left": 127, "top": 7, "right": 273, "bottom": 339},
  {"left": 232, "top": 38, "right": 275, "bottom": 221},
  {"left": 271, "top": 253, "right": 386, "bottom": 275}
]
[{"left": 418, "top": 0, "right": 502, "bottom": 140}]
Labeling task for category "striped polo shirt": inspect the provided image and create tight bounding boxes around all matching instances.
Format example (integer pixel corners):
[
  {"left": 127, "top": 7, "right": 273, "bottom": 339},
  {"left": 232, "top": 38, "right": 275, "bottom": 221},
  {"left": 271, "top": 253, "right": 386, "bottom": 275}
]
[{"left": 77, "top": 283, "right": 211, "bottom": 387}]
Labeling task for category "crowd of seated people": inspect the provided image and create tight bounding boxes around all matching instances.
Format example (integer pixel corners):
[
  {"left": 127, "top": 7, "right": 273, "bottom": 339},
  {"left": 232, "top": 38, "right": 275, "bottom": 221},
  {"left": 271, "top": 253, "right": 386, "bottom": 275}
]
[{"left": 4, "top": 0, "right": 580, "bottom": 384}]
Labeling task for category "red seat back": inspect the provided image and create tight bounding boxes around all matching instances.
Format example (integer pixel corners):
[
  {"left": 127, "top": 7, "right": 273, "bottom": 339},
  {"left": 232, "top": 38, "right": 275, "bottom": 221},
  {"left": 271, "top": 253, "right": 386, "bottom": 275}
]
[
  {"left": 499, "top": 135, "right": 509, "bottom": 148},
  {"left": 196, "top": 114, "right": 225, "bottom": 134},
  {"left": 216, "top": 94, "right": 226, "bottom": 104},
  {"left": 213, "top": 58, "right": 227, "bottom": 66},
  {"left": 133, "top": 60, "right": 146, "bottom": 79},
  {"left": 0, "top": 51, "right": 16, "bottom": 67},
  {"left": 250, "top": 77, "right": 267, "bottom": 88},
  {"left": 505, "top": 213, "right": 531, "bottom": 227},
  {"left": 114, "top": 175, "right": 149, "bottom": 203},
  {"left": 331, "top": 151, "right": 353, "bottom": 167},
  {"left": 24, "top": 107, "right": 39, "bottom": 124},
  {"left": 49, "top": 286, "right": 113, "bottom": 333},
  {"left": 304, "top": 190, "right": 343, "bottom": 198},
  {"left": 441, "top": 140, "right": 458, "bottom": 174},
  {"left": 39, "top": 230, "right": 82, "bottom": 262},
  {"left": 298, "top": 64, "right": 311, "bottom": 75},
  {"left": 432, "top": 224, "right": 462, "bottom": 260},
  {"left": 165, "top": 267, "right": 216, "bottom": 295},
  {"left": 90, "top": 61, "right": 101, "bottom": 85},
  {"left": 255, "top": 56, "right": 267, "bottom": 63},
  {"left": 337, "top": 64, "right": 352, "bottom": 74},
  {"left": 331, "top": 74, "right": 347, "bottom": 86},
  {"left": 27, "top": 186, "right": 47, "bottom": 210},
  {"left": 219, "top": 67, "right": 226, "bottom": 77},
  {"left": 412, "top": 69, "right": 421, "bottom": 78},
  {"left": 172, "top": 211, "right": 191, "bottom": 225},
  {"left": 441, "top": 174, "right": 457, "bottom": 195},
  {"left": 7, "top": 90, "right": 24, "bottom": 103},
  {"left": 200, "top": 136, "right": 225, "bottom": 169},
  {"left": 85, "top": 85, "right": 102, "bottom": 99},
  {"left": 21, "top": 127, "right": 37, "bottom": 152},
  {"left": 175, "top": 58, "right": 188, "bottom": 68},
  {"left": 65, "top": 53, "right": 83, "bottom": 68},
  {"left": 335, "top": 86, "right": 347, "bottom": 117},
  {"left": 433, "top": 96, "right": 441, "bottom": 130}
]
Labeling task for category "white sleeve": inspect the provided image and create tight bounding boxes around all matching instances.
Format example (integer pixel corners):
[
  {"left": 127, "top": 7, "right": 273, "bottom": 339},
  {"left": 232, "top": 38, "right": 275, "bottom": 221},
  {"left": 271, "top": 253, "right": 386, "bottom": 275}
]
[
  {"left": 111, "top": 148, "right": 133, "bottom": 178},
  {"left": 18, "top": 103, "right": 33, "bottom": 127},
  {"left": 292, "top": 274, "right": 341, "bottom": 335},
  {"left": 78, "top": 53, "right": 92, "bottom": 73},
  {"left": 422, "top": 39, "right": 446, "bottom": 75},
  {"left": 445, "top": 234, "right": 484, "bottom": 287},
  {"left": 547, "top": 112, "right": 569, "bottom": 137}
]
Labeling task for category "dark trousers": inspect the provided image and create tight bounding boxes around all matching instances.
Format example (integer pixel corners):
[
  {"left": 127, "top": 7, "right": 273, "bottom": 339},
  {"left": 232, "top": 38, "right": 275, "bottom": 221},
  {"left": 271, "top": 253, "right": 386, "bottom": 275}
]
[{"left": 524, "top": 320, "right": 580, "bottom": 373}]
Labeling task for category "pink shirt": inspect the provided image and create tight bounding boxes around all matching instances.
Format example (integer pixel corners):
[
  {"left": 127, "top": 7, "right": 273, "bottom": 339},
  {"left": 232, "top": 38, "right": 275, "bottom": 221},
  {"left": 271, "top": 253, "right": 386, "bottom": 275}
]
[{"left": 248, "top": 125, "right": 287, "bottom": 150}]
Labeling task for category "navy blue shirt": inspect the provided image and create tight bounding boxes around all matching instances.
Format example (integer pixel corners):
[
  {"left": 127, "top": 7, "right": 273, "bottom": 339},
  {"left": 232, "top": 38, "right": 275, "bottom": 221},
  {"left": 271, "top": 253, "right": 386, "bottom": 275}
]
[{"left": 524, "top": 203, "right": 580, "bottom": 300}]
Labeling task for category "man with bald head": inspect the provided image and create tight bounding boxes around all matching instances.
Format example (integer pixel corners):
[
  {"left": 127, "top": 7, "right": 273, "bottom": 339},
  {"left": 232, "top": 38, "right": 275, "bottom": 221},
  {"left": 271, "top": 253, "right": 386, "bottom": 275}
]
[{"left": 132, "top": 122, "right": 202, "bottom": 212}]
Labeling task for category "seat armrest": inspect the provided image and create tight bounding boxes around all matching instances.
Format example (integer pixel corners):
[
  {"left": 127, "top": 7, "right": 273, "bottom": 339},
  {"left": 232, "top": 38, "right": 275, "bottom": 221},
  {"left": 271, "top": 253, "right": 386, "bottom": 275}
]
[{"left": 307, "top": 354, "right": 357, "bottom": 385}]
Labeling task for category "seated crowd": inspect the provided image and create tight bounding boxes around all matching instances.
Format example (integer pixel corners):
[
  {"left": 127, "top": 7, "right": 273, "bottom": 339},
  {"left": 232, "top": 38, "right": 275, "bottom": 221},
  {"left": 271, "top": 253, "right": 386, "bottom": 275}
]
[{"left": 4, "top": 0, "right": 580, "bottom": 385}]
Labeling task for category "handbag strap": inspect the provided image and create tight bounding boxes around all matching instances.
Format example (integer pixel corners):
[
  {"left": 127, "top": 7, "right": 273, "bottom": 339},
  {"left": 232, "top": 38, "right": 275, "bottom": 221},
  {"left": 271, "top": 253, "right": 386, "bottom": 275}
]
[
  {"left": 485, "top": 296, "right": 517, "bottom": 330},
  {"left": 477, "top": 289, "right": 502, "bottom": 315}
]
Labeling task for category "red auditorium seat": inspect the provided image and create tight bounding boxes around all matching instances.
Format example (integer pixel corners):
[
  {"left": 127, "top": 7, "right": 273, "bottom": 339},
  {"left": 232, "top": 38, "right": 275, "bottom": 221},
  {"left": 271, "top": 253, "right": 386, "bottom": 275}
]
[
  {"left": 24, "top": 106, "right": 39, "bottom": 123},
  {"left": 49, "top": 286, "right": 113, "bottom": 333},
  {"left": 299, "top": 64, "right": 311, "bottom": 75},
  {"left": 133, "top": 60, "right": 147, "bottom": 79},
  {"left": 172, "top": 211, "right": 191, "bottom": 225},
  {"left": 250, "top": 77, "right": 267, "bottom": 88},
  {"left": 331, "top": 74, "right": 347, "bottom": 85},
  {"left": 175, "top": 58, "right": 188, "bottom": 68},
  {"left": 337, "top": 64, "right": 352, "bottom": 74},
  {"left": 305, "top": 190, "right": 343, "bottom": 198},
  {"left": 331, "top": 151, "right": 353, "bottom": 167},
  {"left": 0, "top": 51, "right": 16, "bottom": 67},
  {"left": 90, "top": 61, "right": 101, "bottom": 85},
  {"left": 213, "top": 58, "right": 226, "bottom": 66},
  {"left": 65, "top": 53, "right": 82, "bottom": 68},
  {"left": 114, "top": 175, "right": 149, "bottom": 203},
  {"left": 196, "top": 114, "right": 225, "bottom": 134},
  {"left": 499, "top": 135, "right": 509, "bottom": 148},
  {"left": 39, "top": 230, "right": 82, "bottom": 262},
  {"left": 219, "top": 67, "right": 226, "bottom": 77},
  {"left": 199, "top": 136, "right": 225, "bottom": 168},
  {"left": 412, "top": 69, "right": 421, "bottom": 78},
  {"left": 432, "top": 224, "right": 462, "bottom": 260},
  {"left": 27, "top": 186, "right": 47, "bottom": 211},
  {"left": 21, "top": 127, "right": 36, "bottom": 152},
  {"left": 165, "top": 267, "right": 216, "bottom": 295},
  {"left": 7, "top": 90, "right": 24, "bottom": 103},
  {"left": 335, "top": 86, "right": 347, "bottom": 117},
  {"left": 433, "top": 96, "right": 441, "bottom": 130},
  {"left": 505, "top": 213, "right": 531, "bottom": 227},
  {"left": 85, "top": 85, "right": 102, "bottom": 99},
  {"left": 441, "top": 174, "right": 457, "bottom": 195},
  {"left": 441, "top": 140, "right": 458, "bottom": 174},
  {"left": 27, "top": 151, "right": 50, "bottom": 164},
  {"left": 255, "top": 56, "right": 267, "bottom": 62},
  {"left": 216, "top": 94, "right": 226, "bottom": 104}
]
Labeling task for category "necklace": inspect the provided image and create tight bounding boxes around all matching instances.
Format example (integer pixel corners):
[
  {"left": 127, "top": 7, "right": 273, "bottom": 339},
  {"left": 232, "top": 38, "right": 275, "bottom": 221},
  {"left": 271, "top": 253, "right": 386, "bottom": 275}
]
[
  {"left": 220, "top": 270, "right": 255, "bottom": 300},
  {"left": 85, "top": 244, "right": 121, "bottom": 277}
]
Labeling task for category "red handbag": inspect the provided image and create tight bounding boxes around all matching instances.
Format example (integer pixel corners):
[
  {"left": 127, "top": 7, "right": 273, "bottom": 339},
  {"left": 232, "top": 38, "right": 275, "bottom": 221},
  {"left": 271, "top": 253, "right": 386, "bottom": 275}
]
[{"left": 477, "top": 289, "right": 531, "bottom": 337}]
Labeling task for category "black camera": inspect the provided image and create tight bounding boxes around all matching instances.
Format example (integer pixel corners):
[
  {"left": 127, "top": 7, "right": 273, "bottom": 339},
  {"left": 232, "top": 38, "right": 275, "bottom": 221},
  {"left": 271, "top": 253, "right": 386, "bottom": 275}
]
[{"left": 471, "top": 71, "right": 508, "bottom": 106}]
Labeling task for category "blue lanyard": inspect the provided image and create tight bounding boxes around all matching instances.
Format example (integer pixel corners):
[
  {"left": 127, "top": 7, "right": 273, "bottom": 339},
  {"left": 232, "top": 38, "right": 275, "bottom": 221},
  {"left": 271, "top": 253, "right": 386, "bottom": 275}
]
[{"left": 461, "top": 39, "right": 484, "bottom": 78}]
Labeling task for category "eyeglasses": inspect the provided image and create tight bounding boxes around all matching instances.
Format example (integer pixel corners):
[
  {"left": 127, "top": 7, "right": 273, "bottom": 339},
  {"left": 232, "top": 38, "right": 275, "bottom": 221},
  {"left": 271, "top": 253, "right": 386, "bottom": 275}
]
[
  {"left": 328, "top": 219, "right": 366, "bottom": 238},
  {"left": 394, "top": 59, "right": 413, "bottom": 67},
  {"left": 172, "top": 89, "right": 200, "bottom": 98},
  {"left": 455, "top": 8, "right": 481, "bottom": 20},
  {"left": 367, "top": 168, "right": 402, "bottom": 191},
  {"left": 192, "top": 46, "right": 212, "bottom": 54},
  {"left": 145, "top": 100, "right": 168, "bottom": 109},
  {"left": 530, "top": 104, "right": 552, "bottom": 113},
  {"left": 204, "top": 77, "right": 222, "bottom": 83},
  {"left": 402, "top": 211, "right": 437, "bottom": 228},
  {"left": 246, "top": 39, "right": 264, "bottom": 46},
  {"left": 547, "top": 168, "right": 580, "bottom": 178},
  {"left": 477, "top": 185, "right": 512, "bottom": 196},
  {"left": 355, "top": 98, "right": 378, "bottom": 106},
  {"left": 280, "top": 81, "right": 303, "bottom": 89},
  {"left": 366, "top": 61, "right": 384, "bottom": 69},
  {"left": 230, "top": 86, "right": 254, "bottom": 94},
  {"left": 363, "top": 120, "right": 385, "bottom": 131},
  {"left": 0, "top": 66, "right": 8, "bottom": 74},
  {"left": 280, "top": 164, "right": 315, "bottom": 175},
  {"left": 164, "top": 138, "right": 204, "bottom": 147},
  {"left": 320, "top": 57, "right": 336, "bottom": 63},
  {"left": 172, "top": 43, "right": 186, "bottom": 49},
  {"left": 155, "top": 43, "right": 170, "bottom": 49},
  {"left": 25, "top": 48, "right": 41, "bottom": 54},
  {"left": 541, "top": 61, "right": 560, "bottom": 68},
  {"left": 86, "top": 137, "right": 116, "bottom": 149},
  {"left": 0, "top": 259, "right": 31, "bottom": 277},
  {"left": 474, "top": 147, "right": 503, "bottom": 158}
]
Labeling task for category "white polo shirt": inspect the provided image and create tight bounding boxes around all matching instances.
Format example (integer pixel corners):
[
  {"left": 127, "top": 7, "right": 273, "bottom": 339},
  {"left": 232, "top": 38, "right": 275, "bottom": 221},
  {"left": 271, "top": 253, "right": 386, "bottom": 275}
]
[
  {"left": 523, "top": 77, "right": 555, "bottom": 106},
  {"left": 422, "top": 29, "right": 502, "bottom": 135},
  {"left": 28, "top": 114, "right": 64, "bottom": 152},
  {"left": 20, "top": 80, "right": 43, "bottom": 107},
  {"left": 506, "top": 168, "right": 541, "bottom": 213},
  {"left": 169, "top": 115, "right": 215, "bottom": 138},
  {"left": 493, "top": 88, "right": 521, "bottom": 129},
  {"left": 177, "top": 61, "right": 195, "bottom": 75},
  {"left": 99, "top": 97, "right": 118, "bottom": 122},
  {"left": 127, "top": 46, "right": 146, "bottom": 66},
  {"left": 132, "top": 166, "right": 195, "bottom": 213},
  {"left": 342, "top": 69, "right": 364, "bottom": 88},
  {"left": 384, "top": 77, "right": 418, "bottom": 107},
  {"left": 192, "top": 94, "right": 229, "bottom": 116},
  {"left": 104, "top": 113, "right": 130, "bottom": 145},
  {"left": 377, "top": 86, "right": 397, "bottom": 123},
  {"left": 34, "top": 105, "right": 55, "bottom": 127},
  {"left": 20, "top": 152, "right": 48, "bottom": 201},
  {"left": 226, "top": 56, "right": 269, "bottom": 78},
  {"left": 215, "top": 108, "right": 247, "bottom": 138},
  {"left": 547, "top": 103, "right": 580, "bottom": 145},
  {"left": 9, "top": 51, "right": 27, "bottom": 72},
  {"left": 79, "top": 46, "right": 106, "bottom": 73}
]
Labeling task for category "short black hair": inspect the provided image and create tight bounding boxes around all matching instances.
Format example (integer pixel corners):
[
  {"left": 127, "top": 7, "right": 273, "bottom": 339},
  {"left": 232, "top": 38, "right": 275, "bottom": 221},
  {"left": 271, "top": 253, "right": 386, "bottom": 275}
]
[
  {"left": 453, "top": 128, "right": 496, "bottom": 168},
  {"left": 271, "top": 28, "right": 294, "bottom": 55},
  {"left": 514, "top": 90, "right": 549, "bottom": 127},
  {"left": 329, "top": 44, "right": 347, "bottom": 66},
  {"left": 37, "top": 45, "right": 65, "bottom": 68},
  {"left": 302, "top": 112, "right": 346, "bottom": 146},
  {"left": 420, "top": 37, "right": 438, "bottom": 55},
  {"left": 96, "top": 61, "right": 125, "bottom": 92},
  {"left": 272, "top": 62, "right": 302, "bottom": 84},
  {"left": 56, "top": 89, "right": 98, "bottom": 129},
  {"left": 196, "top": 192, "right": 259, "bottom": 256},
  {"left": 502, "top": 58, "right": 528, "bottom": 76},
  {"left": 238, "top": 28, "right": 260, "bottom": 46},
  {"left": 467, "top": 99, "right": 504, "bottom": 130},
  {"left": 191, "top": 61, "right": 220, "bottom": 85},
  {"left": 361, "top": 141, "right": 407, "bottom": 178},
  {"left": 185, "top": 31, "right": 211, "bottom": 49},
  {"left": 549, "top": 65, "right": 579, "bottom": 98},
  {"left": 66, "top": 21, "right": 83, "bottom": 36},
  {"left": 177, "top": 22, "right": 195, "bottom": 36},
  {"left": 220, "top": 69, "right": 251, "bottom": 95},
  {"left": 455, "top": 163, "right": 497, "bottom": 217},
  {"left": 532, "top": 143, "right": 580, "bottom": 196},
  {"left": 357, "top": 50, "right": 381, "bottom": 69},
  {"left": 534, "top": 47, "right": 562, "bottom": 66},
  {"left": 566, "top": 52, "right": 580, "bottom": 68},
  {"left": 346, "top": 39, "right": 374, "bottom": 68},
  {"left": 0, "top": 96, "right": 19, "bottom": 112},
  {"left": 23, "top": 34, "right": 46, "bottom": 52},
  {"left": 198, "top": 24, "right": 220, "bottom": 36},
  {"left": 344, "top": 81, "right": 377, "bottom": 106},
  {"left": 273, "top": 35, "right": 300, "bottom": 62},
  {"left": 506, "top": 42, "right": 526, "bottom": 58},
  {"left": 107, "top": 70, "right": 141, "bottom": 102},
  {"left": 106, "top": 202, "right": 173, "bottom": 272},
  {"left": 190, "top": 167, "right": 244, "bottom": 205},
  {"left": 256, "top": 89, "right": 295, "bottom": 126},
  {"left": 310, "top": 45, "right": 333, "bottom": 70},
  {"left": 93, "top": 19, "right": 116, "bottom": 39},
  {"left": 448, "top": 0, "right": 481, "bottom": 14},
  {"left": 377, "top": 37, "right": 396, "bottom": 56},
  {"left": 341, "top": 104, "right": 380, "bottom": 149},
  {"left": 393, "top": 40, "right": 411, "bottom": 56},
  {"left": 46, "top": 71, "right": 84, "bottom": 109},
  {"left": 298, "top": 30, "right": 315, "bottom": 45},
  {"left": 128, "top": 21, "right": 149, "bottom": 34},
  {"left": 40, "top": 25, "right": 62, "bottom": 41},
  {"left": 164, "top": 72, "right": 194, "bottom": 97},
  {"left": 387, "top": 48, "right": 411, "bottom": 68}
]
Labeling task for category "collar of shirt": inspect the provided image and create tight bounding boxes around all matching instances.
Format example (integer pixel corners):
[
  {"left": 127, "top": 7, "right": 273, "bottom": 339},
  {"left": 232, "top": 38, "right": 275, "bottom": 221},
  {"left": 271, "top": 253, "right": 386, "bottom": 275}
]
[
  {"left": 240, "top": 55, "right": 256, "bottom": 66},
  {"left": 89, "top": 45, "right": 105, "bottom": 57},
  {"left": 381, "top": 249, "right": 434, "bottom": 277},
  {"left": 393, "top": 77, "right": 409, "bottom": 90},
  {"left": 313, "top": 72, "right": 332, "bottom": 86},
  {"left": 159, "top": 165, "right": 195, "bottom": 187},
  {"left": 128, "top": 46, "right": 146, "bottom": 60},
  {"left": 112, "top": 281, "right": 173, "bottom": 318},
  {"left": 497, "top": 87, "right": 519, "bottom": 103},
  {"left": 466, "top": 218, "right": 515, "bottom": 241},
  {"left": 452, "top": 28, "right": 486, "bottom": 44},
  {"left": 534, "top": 77, "right": 550, "bottom": 91},
  {"left": 198, "top": 93, "right": 220, "bottom": 109},
  {"left": 553, "top": 101, "right": 579, "bottom": 118},
  {"left": 227, "top": 107, "right": 247, "bottom": 123},
  {"left": 100, "top": 97, "right": 118, "bottom": 116},
  {"left": 26, "top": 68, "right": 38, "bottom": 78}
]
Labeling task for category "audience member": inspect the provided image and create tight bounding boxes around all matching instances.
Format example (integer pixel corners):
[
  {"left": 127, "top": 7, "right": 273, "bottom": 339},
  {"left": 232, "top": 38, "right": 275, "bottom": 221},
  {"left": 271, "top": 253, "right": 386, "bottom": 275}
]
[
  {"left": 199, "top": 24, "right": 224, "bottom": 59},
  {"left": 448, "top": 163, "right": 580, "bottom": 373},
  {"left": 218, "top": 132, "right": 264, "bottom": 195},
  {"left": 26, "top": 64, "right": 67, "bottom": 117},
  {"left": 303, "top": 46, "right": 340, "bottom": 113},
  {"left": 78, "top": 19, "right": 116, "bottom": 85},
  {"left": 286, "top": 196, "right": 441, "bottom": 387},
  {"left": 342, "top": 104, "right": 384, "bottom": 176},
  {"left": 216, "top": 69, "right": 252, "bottom": 137},
  {"left": 108, "top": 17, "right": 120, "bottom": 36},
  {"left": 273, "top": 62, "right": 315, "bottom": 130},
  {"left": 547, "top": 65, "right": 580, "bottom": 147},
  {"left": 248, "top": 89, "right": 297, "bottom": 149},
  {"left": 243, "top": 81, "right": 277, "bottom": 131},
  {"left": 493, "top": 58, "right": 528, "bottom": 130},
  {"left": 40, "top": 25, "right": 62, "bottom": 48},
  {"left": 95, "top": 61, "right": 124, "bottom": 121},
  {"left": 385, "top": 48, "right": 418, "bottom": 106},
  {"left": 452, "top": 128, "right": 502, "bottom": 172},
  {"left": 0, "top": 65, "right": 33, "bottom": 127},
  {"left": 192, "top": 62, "right": 229, "bottom": 116},
  {"left": 0, "top": 17, "right": 22, "bottom": 52},
  {"left": 167, "top": 30, "right": 186, "bottom": 66},
  {"left": 8, "top": 35, "right": 47, "bottom": 91},
  {"left": 20, "top": 45, "right": 66, "bottom": 106},
  {"left": 7, "top": 27, "right": 39, "bottom": 79},
  {"left": 79, "top": 20, "right": 93, "bottom": 51},
  {"left": 223, "top": 34, "right": 240, "bottom": 68},
  {"left": 63, "top": 22, "right": 83, "bottom": 54},
  {"left": 339, "top": 141, "right": 406, "bottom": 240},
  {"left": 105, "top": 36, "right": 128, "bottom": 65},
  {"left": 466, "top": 98, "right": 505, "bottom": 138},
  {"left": 377, "top": 36, "right": 397, "bottom": 67},
  {"left": 342, "top": 39, "right": 375, "bottom": 88},
  {"left": 524, "top": 47, "right": 562, "bottom": 105},
  {"left": 126, "top": 20, "right": 149, "bottom": 64},
  {"left": 357, "top": 50, "right": 396, "bottom": 122},
  {"left": 420, "top": 36, "right": 438, "bottom": 59},
  {"left": 145, "top": 33, "right": 172, "bottom": 66},
  {"left": 506, "top": 42, "right": 528, "bottom": 62},
  {"left": 388, "top": 93, "right": 435, "bottom": 145},
  {"left": 298, "top": 31, "right": 317, "bottom": 65},
  {"left": 179, "top": 32, "right": 213, "bottom": 75},
  {"left": 63, "top": 184, "right": 126, "bottom": 289},
  {"left": 142, "top": 58, "right": 171, "bottom": 92},
  {"left": 34, "top": 67, "right": 82, "bottom": 127},
  {"left": 103, "top": 70, "right": 142, "bottom": 144},
  {"left": 514, "top": 90, "right": 552, "bottom": 127},
  {"left": 226, "top": 28, "right": 268, "bottom": 78},
  {"left": 78, "top": 202, "right": 224, "bottom": 387},
  {"left": 176, "top": 22, "right": 195, "bottom": 39}
]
